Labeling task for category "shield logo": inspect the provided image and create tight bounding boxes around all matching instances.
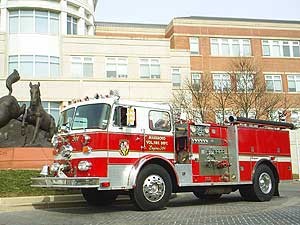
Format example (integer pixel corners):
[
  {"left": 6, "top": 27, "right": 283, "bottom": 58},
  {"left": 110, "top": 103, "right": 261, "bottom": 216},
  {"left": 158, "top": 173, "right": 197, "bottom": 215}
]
[{"left": 119, "top": 140, "right": 130, "bottom": 156}]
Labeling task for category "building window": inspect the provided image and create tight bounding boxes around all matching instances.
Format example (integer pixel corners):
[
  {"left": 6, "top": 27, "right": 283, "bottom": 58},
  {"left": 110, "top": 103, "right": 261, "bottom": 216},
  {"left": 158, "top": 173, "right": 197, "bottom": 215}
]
[
  {"left": 191, "top": 73, "right": 201, "bottom": 89},
  {"left": 237, "top": 73, "right": 254, "bottom": 92},
  {"left": 240, "top": 111, "right": 256, "bottom": 119},
  {"left": 43, "top": 102, "right": 60, "bottom": 123},
  {"left": 262, "top": 40, "right": 300, "bottom": 57},
  {"left": 67, "top": 15, "right": 78, "bottom": 35},
  {"left": 189, "top": 37, "right": 199, "bottom": 54},
  {"left": 71, "top": 56, "right": 93, "bottom": 78},
  {"left": 20, "top": 55, "right": 34, "bottom": 76},
  {"left": 269, "top": 109, "right": 286, "bottom": 122},
  {"left": 290, "top": 110, "right": 300, "bottom": 125},
  {"left": 210, "top": 38, "right": 251, "bottom": 56},
  {"left": 213, "top": 74, "right": 231, "bottom": 91},
  {"left": 287, "top": 75, "right": 300, "bottom": 92},
  {"left": 50, "top": 56, "right": 60, "bottom": 77},
  {"left": 140, "top": 58, "right": 160, "bottom": 79},
  {"left": 19, "top": 101, "right": 60, "bottom": 123},
  {"left": 265, "top": 75, "right": 282, "bottom": 92},
  {"left": 9, "top": 55, "right": 60, "bottom": 78},
  {"left": 106, "top": 57, "right": 128, "bottom": 78},
  {"left": 215, "top": 110, "right": 233, "bottom": 124},
  {"left": 171, "top": 68, "right": 181, "bottom": 87},
  {"left": 9, "top": 9, "right": 59, "bottom": 35}
]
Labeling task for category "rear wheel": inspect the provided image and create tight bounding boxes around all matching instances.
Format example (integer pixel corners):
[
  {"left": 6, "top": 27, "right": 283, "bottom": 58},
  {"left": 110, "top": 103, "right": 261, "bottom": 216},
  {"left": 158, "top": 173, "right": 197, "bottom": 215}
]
[
  {"left": 81, "top": 188, "right": 118, "bottom": 206},
  {"left": 131, "top": 164, "right": 172, "bottom": 211},
  {"left": 239, "top": 164, "right": 275, "bottom": 201}
]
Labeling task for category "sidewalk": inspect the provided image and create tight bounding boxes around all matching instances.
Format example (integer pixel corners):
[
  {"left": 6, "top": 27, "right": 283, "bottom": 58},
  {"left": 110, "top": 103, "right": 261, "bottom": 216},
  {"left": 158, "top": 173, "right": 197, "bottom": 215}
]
[{"left": 0, "top": 194, "right": 88, "bottom": 212}]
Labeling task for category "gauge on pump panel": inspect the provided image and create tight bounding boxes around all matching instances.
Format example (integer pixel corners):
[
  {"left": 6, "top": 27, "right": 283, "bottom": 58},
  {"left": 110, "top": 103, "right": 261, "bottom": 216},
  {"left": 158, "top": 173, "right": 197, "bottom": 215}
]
[
  {"left": 204, "top": 126, "right": 210, "bottom": 134},
  {"left": 196, "top": 126, "right": 203, "bottom": 136},
  {"left": 190, "top": 125, "right": 196, "bottom": 134}
]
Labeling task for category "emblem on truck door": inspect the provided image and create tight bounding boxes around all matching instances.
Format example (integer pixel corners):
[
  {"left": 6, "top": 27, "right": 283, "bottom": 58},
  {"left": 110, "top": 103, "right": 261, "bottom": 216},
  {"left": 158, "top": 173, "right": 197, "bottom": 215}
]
[{"left": 119, "top": 140, "right": 130, "bottom": 156}]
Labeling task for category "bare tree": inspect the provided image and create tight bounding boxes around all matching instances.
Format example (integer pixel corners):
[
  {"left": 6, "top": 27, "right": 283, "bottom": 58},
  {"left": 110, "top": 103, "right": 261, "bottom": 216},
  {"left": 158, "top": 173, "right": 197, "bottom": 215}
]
[
  {"left": 172, "top": 73, "right": 213, "bottom": 122},
  {"left": 229, "top": 57, "right": 284, "bottom": 119},
  {"left": 210, "top": 73, "right": 234, "bottom": 124}
]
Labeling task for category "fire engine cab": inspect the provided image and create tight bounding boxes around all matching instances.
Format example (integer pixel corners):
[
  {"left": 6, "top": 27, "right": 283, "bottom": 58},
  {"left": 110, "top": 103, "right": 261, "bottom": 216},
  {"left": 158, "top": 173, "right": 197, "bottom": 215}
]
[{"left": 32, "top": 97, "right": 294, "bottom": 211}]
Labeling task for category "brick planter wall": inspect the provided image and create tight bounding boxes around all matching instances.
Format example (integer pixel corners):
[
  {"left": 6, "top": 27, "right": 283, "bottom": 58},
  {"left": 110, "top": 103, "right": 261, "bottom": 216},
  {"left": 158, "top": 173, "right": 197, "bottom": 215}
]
[{"left": 0, "top": 147, "right": 54, "bottom": 170}]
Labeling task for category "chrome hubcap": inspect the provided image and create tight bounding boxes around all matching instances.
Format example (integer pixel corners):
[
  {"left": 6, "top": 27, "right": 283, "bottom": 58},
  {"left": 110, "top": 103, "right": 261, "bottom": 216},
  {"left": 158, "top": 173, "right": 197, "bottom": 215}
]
[
  {"left": 143, "top": 174, "right": 165, "bottom": 202},
  {"left": 259, "top": 172, "right": 272, "bottom": 194}
]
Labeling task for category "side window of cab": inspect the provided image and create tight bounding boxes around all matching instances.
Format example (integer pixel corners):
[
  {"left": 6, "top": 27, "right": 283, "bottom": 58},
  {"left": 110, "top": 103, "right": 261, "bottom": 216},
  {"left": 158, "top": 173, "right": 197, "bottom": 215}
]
[
  {"left": 113, "top": 106, "right": 136, "bottom": 127},
  {"left": 149, "top": 111, "right": 171, "bottom": 132}
]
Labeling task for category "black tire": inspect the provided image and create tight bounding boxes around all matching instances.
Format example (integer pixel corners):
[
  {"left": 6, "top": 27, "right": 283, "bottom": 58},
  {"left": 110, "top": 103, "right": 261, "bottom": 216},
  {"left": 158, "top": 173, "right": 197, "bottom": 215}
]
[
  {"left": 81, "top": 188, "right": 118, "bottom": 206},
  {"left": 131, "top": 164, "right": 172, "bottom": 211},
  {"left": 239, "top": 164, "right": 275, "bottom": 202},
  {"left": 193, "top": 191, "right": 222, "bottom": 200}
]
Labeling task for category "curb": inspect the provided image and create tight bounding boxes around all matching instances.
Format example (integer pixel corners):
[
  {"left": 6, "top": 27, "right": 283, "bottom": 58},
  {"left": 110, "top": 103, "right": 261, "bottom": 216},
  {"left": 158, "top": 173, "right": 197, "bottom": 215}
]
[
  {"left": 0, "top": 194, "right": 86, "bottom": 211},
  {"left": 0, "top": 193, "right": 178, "bottom": 211},
  {"left": 0, "top": 194, "right": 132, "bottom": 211}
]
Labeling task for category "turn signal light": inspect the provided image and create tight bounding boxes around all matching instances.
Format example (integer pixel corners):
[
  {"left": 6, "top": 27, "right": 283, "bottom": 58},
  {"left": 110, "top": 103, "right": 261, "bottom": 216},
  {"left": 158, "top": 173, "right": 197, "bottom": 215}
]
[
  {"left": 100, "top": 182, "right": 110, "bottom": 188},
  {"left": 82, "top": 146, "right": 92, "bottom": 153}
]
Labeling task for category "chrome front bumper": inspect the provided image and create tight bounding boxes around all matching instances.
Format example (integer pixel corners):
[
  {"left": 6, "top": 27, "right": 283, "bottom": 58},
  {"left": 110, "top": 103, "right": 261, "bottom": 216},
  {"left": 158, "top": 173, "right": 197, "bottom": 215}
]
[{"left": 31, "top": 177, "right": 100, "bottom": 188}]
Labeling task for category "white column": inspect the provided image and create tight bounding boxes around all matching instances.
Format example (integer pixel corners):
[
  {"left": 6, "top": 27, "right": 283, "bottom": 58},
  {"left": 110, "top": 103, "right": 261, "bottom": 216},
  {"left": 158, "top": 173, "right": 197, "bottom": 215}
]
[
  {"left": 77, "top": 7, "right": 85, "bottom": 35},
  {"left": 0, "top": 8, "right": 7, "bottom": 32},
  {"left": 60, "top": 0, "right": 68, "bottom": 35}
]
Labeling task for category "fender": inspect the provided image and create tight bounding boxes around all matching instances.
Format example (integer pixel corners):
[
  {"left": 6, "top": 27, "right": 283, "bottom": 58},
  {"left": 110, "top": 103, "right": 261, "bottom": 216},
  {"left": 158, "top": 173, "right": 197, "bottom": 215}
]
[
  {"left": 251, "top": 157, "right": 279, "bottom": 180},
  {"left": 127, "top": 154, "right": 179, "bottom": 189},
  {"left": 251, "top": 157, "right": 280, "bottom": 195}
]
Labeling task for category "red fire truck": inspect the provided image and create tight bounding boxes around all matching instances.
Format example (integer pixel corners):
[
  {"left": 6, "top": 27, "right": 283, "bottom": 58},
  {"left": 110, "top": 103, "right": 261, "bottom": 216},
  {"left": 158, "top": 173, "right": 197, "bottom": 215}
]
[{"left": 32, "top": 97, "right": 294, "bottom": 211}]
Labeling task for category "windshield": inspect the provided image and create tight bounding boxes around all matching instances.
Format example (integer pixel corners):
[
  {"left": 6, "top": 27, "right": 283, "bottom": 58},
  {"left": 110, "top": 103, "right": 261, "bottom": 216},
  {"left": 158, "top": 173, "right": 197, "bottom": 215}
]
[
  {"left": 57, "top": 107, "right": 75, "bottom": 132},
  {"left": 72, "top": 103, "right": 111, "bottom": 130}
]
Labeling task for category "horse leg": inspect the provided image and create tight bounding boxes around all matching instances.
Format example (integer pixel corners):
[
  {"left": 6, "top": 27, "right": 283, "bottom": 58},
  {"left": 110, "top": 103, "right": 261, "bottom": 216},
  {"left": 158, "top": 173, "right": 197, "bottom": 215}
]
[
  {"left": 48, "top": 119, "right": 56, "bottom": 141},
  {"left": 19, "top": 104, "right": 26, "bottom": 116},
  {"left": 30, "top": 116, "right": 41, "bottom": 145},
  {"left": 21, "top": 108, "right": 27, "bottom": 136}
]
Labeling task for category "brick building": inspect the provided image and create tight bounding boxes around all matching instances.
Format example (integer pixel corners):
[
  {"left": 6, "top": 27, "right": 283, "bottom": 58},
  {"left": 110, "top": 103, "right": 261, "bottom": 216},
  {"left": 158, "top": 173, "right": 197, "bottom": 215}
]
[{"left": 96, "top": 17, "right": 300, "bottom": 124}]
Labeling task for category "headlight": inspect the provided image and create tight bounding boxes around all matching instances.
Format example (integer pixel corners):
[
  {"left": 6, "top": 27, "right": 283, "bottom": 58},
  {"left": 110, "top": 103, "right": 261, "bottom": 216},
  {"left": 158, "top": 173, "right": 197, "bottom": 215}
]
[
  {"left": 78, "top": 161, "right": 92, "bottom": 171},
  {"left": 61, "top": 144, "right": 73, "bottom": 158},
  {"left": 51, "top": 134, "right": 59, "bottom": 148},
  {"left": 50, "top": 162, "right": 60, "bottom": 172}
]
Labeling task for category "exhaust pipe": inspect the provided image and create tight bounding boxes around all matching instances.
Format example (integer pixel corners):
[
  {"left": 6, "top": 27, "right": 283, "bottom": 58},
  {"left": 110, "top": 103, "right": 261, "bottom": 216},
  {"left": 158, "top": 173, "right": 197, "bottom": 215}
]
[{"left": 228, "top": 116, "right": 295, "bottom": 130}]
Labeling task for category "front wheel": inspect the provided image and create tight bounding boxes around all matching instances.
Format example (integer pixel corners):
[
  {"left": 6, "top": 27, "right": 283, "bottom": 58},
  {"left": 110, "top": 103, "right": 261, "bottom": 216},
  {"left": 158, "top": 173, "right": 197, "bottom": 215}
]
[
  {"left": 239, "top": 164, "right": 275, "bottom": 201},
  {"left": 131, "top": 164, "right": 172, "bottom": 211},
  {"left": 81, "top": 189, "right": 118, "bottom": 206}
]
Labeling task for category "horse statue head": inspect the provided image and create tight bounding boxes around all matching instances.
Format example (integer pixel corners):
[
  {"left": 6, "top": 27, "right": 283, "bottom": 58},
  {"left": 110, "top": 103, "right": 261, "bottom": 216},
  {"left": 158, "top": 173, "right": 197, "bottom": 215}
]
[{"left": 29, "top": 82, "right": 41, "bottom": 106}]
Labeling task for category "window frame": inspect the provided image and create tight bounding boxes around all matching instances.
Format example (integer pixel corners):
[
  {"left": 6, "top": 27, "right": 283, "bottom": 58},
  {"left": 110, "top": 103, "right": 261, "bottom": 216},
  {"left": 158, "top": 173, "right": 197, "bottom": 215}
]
[
  {"left": 287, "top": 74, "right": 300, "bottom": 92},
  {"left": 105, "top": 57, "right": 128, "bottom": 79},
  {"left": 9, "top": 9, "right": 59, "bottom": 35},
  {"left": 139, "top": 58, "right": 160, "bottom": 79},
  {"left": 9, "top": 55, "right": 60, "bottom": 78},
  {"left": 213, "top": 73, "right": 231, "bottom": 92},
  {"left": 171, "top": 67, "right": 181, "bottom": 87},
  {"left": 189, "top": 37, "right": 200, "bottom": 55},
  {"left": 262, "top": 39, "right": 300, "bottom": 58},
  {"left": 265, "top": 74, "right": 283, "bottom": 92},
  {"left": 148, "top": 110, "right": 171, "bottom": 132},
  {"left": 210, "top": 38, "right": 251, "bottom": 57},
  {"left": 71, "top": 56, "right": 93, "bottom": 78}
]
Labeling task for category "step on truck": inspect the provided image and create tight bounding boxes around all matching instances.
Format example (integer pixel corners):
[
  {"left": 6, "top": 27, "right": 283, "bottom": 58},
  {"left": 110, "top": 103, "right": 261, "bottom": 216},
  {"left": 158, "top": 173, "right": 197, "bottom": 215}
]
[{"left": 32, "top": 96, "right": 295, "bottom": 211}]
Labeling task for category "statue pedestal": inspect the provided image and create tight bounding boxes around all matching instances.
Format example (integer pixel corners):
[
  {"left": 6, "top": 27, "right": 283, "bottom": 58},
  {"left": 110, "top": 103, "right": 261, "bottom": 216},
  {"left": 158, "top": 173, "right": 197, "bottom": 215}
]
[{"left": 0, "top": 147, "right": 53, "bottom": 169}]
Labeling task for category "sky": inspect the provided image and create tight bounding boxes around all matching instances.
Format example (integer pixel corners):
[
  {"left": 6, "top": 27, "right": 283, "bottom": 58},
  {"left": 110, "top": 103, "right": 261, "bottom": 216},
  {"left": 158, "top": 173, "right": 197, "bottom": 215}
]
[{"left": 95, "top": 0, "right": 300, "bottom": 25}]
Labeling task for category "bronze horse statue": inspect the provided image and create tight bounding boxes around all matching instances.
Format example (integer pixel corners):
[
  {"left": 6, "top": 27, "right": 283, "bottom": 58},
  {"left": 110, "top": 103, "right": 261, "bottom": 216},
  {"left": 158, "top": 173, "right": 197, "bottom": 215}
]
[
  {"left": 22, "top": 82, "right": 56, "bottom": 144},
  {"left": 0, "top": 70, "right": 26, "bottom": 128}
]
